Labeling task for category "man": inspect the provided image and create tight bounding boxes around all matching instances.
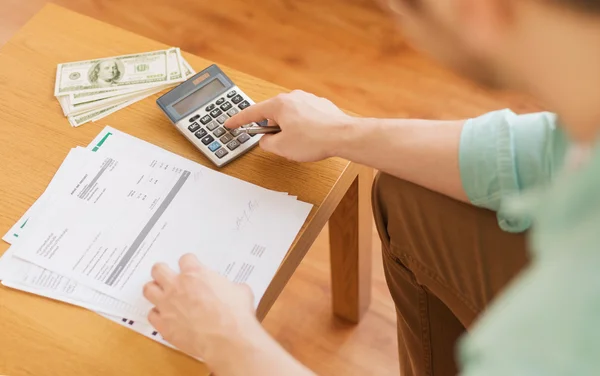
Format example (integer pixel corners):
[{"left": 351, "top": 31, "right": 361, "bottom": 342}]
[
  {"left": 88, "top": 59, "right": 122, "bottom": 87},
  {"left": 142, "top": 0, "right": 600, "bottom": 375}
]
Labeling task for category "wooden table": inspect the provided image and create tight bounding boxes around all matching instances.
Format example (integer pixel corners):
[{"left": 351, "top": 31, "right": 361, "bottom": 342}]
[{"left": 0, "top": 4, "right": 372, "bottom": 375}]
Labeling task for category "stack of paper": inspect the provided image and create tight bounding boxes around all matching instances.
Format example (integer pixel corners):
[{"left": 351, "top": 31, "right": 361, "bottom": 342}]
[
  {"left": 0, "top": 126, "right": 312, "bottom": 352},
  {"left": 55, "top": 48, "right": 195, "bottom": 127}
]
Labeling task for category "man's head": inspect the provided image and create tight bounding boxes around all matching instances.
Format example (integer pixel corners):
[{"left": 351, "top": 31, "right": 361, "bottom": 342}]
[{"left": 383, "top": 0, "right": 600, "bottom": 141}]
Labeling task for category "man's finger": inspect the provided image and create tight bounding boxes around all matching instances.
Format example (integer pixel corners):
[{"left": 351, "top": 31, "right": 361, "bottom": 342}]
[
  {"left": 224, "top": 98, "right": 278, "bottom": 129},
  {"left": 179, "top": 253, "right": 202, "bottom": 272},
  {"left": 151, "top": 263, "right": 176, "bottom": 288},
  {"left": 143, "top": 281, "right": 164, "bottom": 304},
  {"left": 258, "top": 134, "right": 277, "bottom": 153}
]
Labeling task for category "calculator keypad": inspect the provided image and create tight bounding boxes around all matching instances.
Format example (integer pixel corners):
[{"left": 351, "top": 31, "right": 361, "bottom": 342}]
[
  {"left": 215, "top": 148, "right": 229, "bottom": 159},
  {"left": 180, "top": 87, "right": 258, "bottom": 166},
  {"left": 216, "top": 114, "right": 228, "bottom": 124},
  {"left": 220, "top": 102, "right": 232, "bottom": 111},
  {"left": 206, "top": 121, "right": 219, "bottom": 131},
  {"left": 201, "top": 135, "right": 214, "bottom": 145},
  {"left": 213, "top": 127, "right": 226, "bottom": 138},
  {"left": 208, "top": 141, "right": 221, "bottom": 152},
  {"left": 231, "top": 94, "right": 243, "bottom": 104},
  {"left": 230, "top": 128, "right": 243, "bottom": 137},
  {"left": 200, "top": 115, "right": 212, "bottom": 125},
  {"left": 220, "top": 133, "right": 233, "bottom": 144},
  {"left": 195, "top": 129, "right": 207, "bottom": 139},
  {"left": 227, "top": 140, "right": 240, "bottom": 150},
  {"left": 237, "top": 133, "right": 251, "bottom": 144},
  {"left": 188, "top": 122, "right": 201, "bottom": 132}
]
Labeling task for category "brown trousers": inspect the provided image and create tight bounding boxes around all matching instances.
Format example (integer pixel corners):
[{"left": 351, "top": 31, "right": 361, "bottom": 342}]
[{"left": 371, "top": 172, "right": 529, "bottom": 376}]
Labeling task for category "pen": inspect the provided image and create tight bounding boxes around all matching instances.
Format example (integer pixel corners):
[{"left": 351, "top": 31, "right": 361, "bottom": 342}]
[{"left": 237, "top": 124, "right": 282, "bottom": 135}]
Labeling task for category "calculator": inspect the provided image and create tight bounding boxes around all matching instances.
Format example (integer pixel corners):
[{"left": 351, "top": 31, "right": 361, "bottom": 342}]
[{"left": 156, "top": 64, "right": 262, "bottom": 167}]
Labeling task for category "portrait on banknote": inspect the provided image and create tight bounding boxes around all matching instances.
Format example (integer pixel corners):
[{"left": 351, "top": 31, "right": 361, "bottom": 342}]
[{"left": 88, "top": 59, "right": 124, "bottom": 88}]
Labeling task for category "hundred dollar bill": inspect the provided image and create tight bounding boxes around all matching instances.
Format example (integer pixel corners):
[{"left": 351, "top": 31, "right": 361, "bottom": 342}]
[
  {"left": 182, "top": 58, "right": 195, "bottom": 78},
  {"left": 67, "top": 84, "right": 169, "bottom": 127},
  {"left": 89, "top": 85, "right": 169, "bottom": 124},
  {"left": 67, "top": 83, "right": 173, "bottom": 116},
  {"left": 55, "top": 49, "right": 182, "bottom": 96},
  {"left": 68, "top": 101, "right": 124, "bottom": 127},
  {"left": 170, "top": 48, "right": 185, "bottom": 82},
  {"left": 67, "top": 50, "right": 189, "bottom": 105}
]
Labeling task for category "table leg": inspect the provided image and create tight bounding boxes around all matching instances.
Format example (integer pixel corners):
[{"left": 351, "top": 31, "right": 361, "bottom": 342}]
[{"left": 329, "top": 165, "right": 373, "bottom": 323}]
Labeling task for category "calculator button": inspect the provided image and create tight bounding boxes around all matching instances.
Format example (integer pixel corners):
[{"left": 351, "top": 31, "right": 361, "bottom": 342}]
[
  {"left": 227, "top": 140, "right": 241, "bottom": 150},
  {"left": 201, "top": 135, "right": 214, "bottom": 145},
  {"left": 215, "top": 148, "right": 229, "bottom": 159},
  {"left": 237, "top": 133, "right": 251, "bottom": 144},
  {"left": 205, "top": 104, "right": 215, "bottom": 112},
  {"left": 238, "top": 100, "right": 250, "bottom": 110},
  {"left": 213, "top": 127, "right": 226, "bottom": 137},
  {"left": 256, "top": 119, "right": 269, "bottom": 127},
  {"left": 216, "top": 98, "right": 225, "bottom": 105},
  {"left": 227, "top": 90, "right": 237, "bottom": 98},
  {"left": 220, "top": 102, "right": 232, "bottom": 111},
  {"left": 208, "top": 141, "right": 221, "bottom": 152},
  {"left": 188, "top": 122, "right": 201, "bottom": 132},
  {"left": 194, "top": 128, "right": 207, "bottom": 139},
  {"left": 231, "top": 94, "right": 244, "bottom": 104},
  {"left": 216, "top": 114, "right": 228, "bottom": 124},
  {"left": 206, "top": 121, "right": 219, "bottom": 131},
  {"left": 227, "top": 108, "right": 239, "bottom": 117},
  {"left": 189, "top": 115, "right": 200, "bottom": 122},
  {"left": 230, "top": 128, "right": 243, "bottom": 137},
  {"left": 200, "top": 115, "right": 212, "bottom": 125},
  {"left": 210, "top": 108, "right": 223, "bottom": 118},
  {"left": 220, "top": 133, "right": 233, "bottom": 144}
]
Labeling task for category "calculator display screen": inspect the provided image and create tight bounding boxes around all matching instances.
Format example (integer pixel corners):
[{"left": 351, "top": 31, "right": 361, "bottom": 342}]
[{"left": 173, "top": 79, "right": 225, "bottom": 115}]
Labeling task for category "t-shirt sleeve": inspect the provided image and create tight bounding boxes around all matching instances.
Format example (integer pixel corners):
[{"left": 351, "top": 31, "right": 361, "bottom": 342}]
[{"left": 459, "top": 109, "right": 568, "bottom": 232}]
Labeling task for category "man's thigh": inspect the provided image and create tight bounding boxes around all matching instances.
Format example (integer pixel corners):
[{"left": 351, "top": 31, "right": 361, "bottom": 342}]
[{"left": 372, "top": 172, "right": 528, "bottom": 327}]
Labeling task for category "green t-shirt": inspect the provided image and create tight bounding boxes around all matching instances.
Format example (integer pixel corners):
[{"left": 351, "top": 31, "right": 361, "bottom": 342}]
[{"left": 458, "top": 109, "right": 600, "bottom": 375}]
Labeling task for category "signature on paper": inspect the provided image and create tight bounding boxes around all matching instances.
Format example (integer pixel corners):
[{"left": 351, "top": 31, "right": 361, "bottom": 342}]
[{"left": 234, "top": 200, "right": 259, "bottom": 231}]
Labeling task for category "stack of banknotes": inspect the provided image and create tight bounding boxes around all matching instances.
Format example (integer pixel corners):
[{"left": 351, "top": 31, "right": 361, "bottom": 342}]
[{"left": 54, "top": 48, "right": 195, "bottom": 127}]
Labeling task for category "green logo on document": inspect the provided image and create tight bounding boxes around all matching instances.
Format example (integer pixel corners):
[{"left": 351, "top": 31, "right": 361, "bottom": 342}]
[
  {"left": 69, "top": 72, "right": 81, "bottom": 80},
  {"left": 136, "top": 64, "right": 149, "bottom": 72}
]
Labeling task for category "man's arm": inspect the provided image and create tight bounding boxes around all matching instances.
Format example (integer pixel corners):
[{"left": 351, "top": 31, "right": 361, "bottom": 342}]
[
  {"left": 225, "top": 90, "right": 469, "bottom": 203},
  {"left": 226, "top": 91, "right": 568, "bottom": 232},
  {"left": 335, "top": 117, "right": 468, "bottom": 202}
]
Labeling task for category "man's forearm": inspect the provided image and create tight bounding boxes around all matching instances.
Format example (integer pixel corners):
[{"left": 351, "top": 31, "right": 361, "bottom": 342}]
[{"left": 334, "top": 117, "right": 469, "bottom": 203}]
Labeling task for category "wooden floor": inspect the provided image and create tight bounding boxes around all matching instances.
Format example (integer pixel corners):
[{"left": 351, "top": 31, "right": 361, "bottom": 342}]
[{"left": 0, "top": 1, "right": 541, "bottom": 375}]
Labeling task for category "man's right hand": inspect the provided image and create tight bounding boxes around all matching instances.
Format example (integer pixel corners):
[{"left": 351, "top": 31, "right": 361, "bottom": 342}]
[{"left": 224, "top": 90, "right": 354, "bottom": 162}]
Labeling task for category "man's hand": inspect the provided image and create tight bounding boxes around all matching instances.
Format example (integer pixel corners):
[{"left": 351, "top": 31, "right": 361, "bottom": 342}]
[
  {"left": 143, "top": 254, "right": 258, "bottom": 361},
  {"left": 224, "top": 90, "right": 353, "bottom": 162}
]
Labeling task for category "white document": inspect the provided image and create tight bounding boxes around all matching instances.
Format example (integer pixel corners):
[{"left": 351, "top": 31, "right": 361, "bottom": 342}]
[
  {"left": 3, "top": 148, "right": 88, "bottom": 243},
  {"left": 99, "top": 312, "right": 173, "bottom": 348},
  {"left": 0, "top": 246, "right": 147, "bottom": 320},
  {"left": 7, "top": 127, "right": 312, "bottom": 316}
]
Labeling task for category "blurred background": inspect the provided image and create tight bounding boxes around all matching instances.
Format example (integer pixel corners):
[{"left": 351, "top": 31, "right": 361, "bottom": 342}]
[{"left": 0, "top": 1, "right": 542, "bottom": 375}]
